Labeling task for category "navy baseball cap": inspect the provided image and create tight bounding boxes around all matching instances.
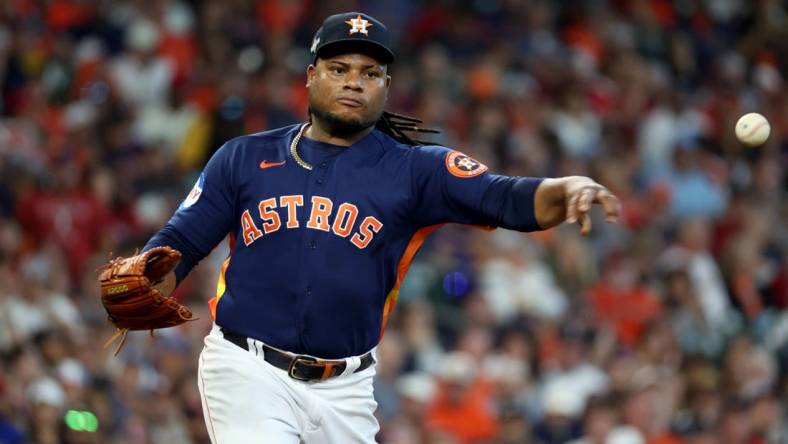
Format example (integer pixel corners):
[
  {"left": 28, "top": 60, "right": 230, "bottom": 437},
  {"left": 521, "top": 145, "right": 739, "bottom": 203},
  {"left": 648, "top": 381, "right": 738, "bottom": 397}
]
[{"left": 310, "top": 12, "right": 395, "bottom": 64}]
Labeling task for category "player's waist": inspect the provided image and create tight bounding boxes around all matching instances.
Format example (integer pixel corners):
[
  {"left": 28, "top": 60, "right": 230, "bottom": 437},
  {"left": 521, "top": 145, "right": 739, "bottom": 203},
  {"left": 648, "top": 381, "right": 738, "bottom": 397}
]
[{"left": 216, "top": 324, "right": 376, "bottom": 382}]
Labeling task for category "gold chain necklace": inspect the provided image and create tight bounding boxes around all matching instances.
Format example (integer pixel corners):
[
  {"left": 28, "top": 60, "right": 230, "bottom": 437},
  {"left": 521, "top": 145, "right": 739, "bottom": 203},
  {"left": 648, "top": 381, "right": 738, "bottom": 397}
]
[{"left": 290, "top": 123, "right": 313, "bottom": 171}]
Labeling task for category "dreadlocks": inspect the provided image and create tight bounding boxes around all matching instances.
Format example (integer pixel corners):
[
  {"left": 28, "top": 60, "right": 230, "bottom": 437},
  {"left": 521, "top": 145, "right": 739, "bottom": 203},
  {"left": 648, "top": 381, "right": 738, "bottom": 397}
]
[
  {"left": 375, "top": 111, "right": 440, "bottom": 146},
  {"left": 306, "top": 109, "right": 439, "bottom": 146}
]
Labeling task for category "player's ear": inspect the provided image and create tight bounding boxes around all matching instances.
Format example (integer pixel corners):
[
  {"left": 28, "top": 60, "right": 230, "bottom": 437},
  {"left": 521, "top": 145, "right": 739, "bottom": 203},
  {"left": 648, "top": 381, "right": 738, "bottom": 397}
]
[
  {"left": 306, "top": 64, "right": 316, "bottom": 87},
  {"left": 385, "top": 74, "right": 391, "bottom": 89}
]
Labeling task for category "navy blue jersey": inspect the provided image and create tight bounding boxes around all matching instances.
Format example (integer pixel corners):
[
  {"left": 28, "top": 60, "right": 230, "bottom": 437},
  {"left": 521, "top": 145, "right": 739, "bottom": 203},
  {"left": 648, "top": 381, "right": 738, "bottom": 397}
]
[{"left": 146, "top": 124, "right": 543, "bottom": 358}]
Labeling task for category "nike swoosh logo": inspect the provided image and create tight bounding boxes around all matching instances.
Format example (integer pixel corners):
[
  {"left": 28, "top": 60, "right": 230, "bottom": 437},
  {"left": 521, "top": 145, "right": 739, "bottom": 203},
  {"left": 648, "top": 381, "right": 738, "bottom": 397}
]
[{"left": 259, "top": 160, "right": 286, "bottom": 169}]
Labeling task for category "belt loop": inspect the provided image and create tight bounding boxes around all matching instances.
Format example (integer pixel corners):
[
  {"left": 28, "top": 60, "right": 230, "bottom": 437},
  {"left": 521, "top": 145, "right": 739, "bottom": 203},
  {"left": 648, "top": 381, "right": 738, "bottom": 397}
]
[
  {"left": 321, "top": 363, "right": 338, "bottom": 380},
  {"left": 340, "top": 355, "right": 361, "bottom": 377}
]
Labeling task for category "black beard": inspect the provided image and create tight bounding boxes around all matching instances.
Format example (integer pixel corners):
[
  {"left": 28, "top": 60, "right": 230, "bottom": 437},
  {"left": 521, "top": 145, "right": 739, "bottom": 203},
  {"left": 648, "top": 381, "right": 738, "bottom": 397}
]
[{"left": 308, "top": 104, "right": 379, "bottom": 138}]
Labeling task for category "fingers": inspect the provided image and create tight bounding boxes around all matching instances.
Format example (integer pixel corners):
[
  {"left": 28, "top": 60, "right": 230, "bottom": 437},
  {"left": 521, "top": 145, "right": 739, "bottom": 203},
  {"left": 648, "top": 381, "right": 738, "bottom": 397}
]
[
  {"left": 579, "top": 212, "right": 592, "bottom": 236},
  {"left": 578, "top": 188, "right": 595, "bottom": 236},
  {"left": 577, "top": 188, "right": 595, "bottom": 217},
  {"left": 568, "top": 188, "right": 594, "bottom": 225},
  {"left": 566, "top": 191, "right": 580, "bottom": 223},
  {"left": 567, "top": 188, "right": 595, "bottom": 223},
  {"left": 597, "top": 190, "right": 622, "bottom": 223},
  {"left": 566, "top": 185, "right": 622, "bottom": 235}
]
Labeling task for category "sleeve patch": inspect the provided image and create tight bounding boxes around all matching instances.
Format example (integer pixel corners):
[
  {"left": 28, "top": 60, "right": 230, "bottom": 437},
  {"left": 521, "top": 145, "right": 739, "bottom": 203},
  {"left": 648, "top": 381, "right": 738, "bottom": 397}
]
[
  {"left": 179, "top": 173, "right": 205, "bottom": 209},
  {"left": 445, "top": 151, "right": 488, "bottom": 178}
]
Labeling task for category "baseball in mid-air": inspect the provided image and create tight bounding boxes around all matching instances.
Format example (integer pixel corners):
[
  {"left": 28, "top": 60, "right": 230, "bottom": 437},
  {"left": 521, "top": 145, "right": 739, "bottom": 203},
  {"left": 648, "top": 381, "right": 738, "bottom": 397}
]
[{"left": 735, "top": 113, "right": 770, "bottom": 147}]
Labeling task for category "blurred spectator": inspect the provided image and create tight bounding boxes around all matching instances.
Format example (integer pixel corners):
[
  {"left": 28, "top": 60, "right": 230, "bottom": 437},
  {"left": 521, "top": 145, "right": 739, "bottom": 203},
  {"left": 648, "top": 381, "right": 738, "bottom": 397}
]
[
  {"left": 659, "top": 218, "right": 734, "bottom": 331},
  {"left": 567, "top": 396, "right": 619, "bottom": 444},
  {"left": 533, "top": 381, "right": 584, "bottom": 443},
  {"left": 666, "top": 268, "right": 740, "bottom": 358},
  {"left": 425, "top": 352, "right": 499, "bottom": 443},
  {"left": 533, "top": 325, "right": 607, "bottom": 440},
  {"left": 480, "top": 230, "right": 568, "bottom": 322},
  {"left": 588, "top": 252, "right": 662, "bottom": 348},
  {"left": 110, "top": 19, "right": 175, "bottom": 109},
  {"left": 659, "top": 143, "right": 728, "bottom": 219}
]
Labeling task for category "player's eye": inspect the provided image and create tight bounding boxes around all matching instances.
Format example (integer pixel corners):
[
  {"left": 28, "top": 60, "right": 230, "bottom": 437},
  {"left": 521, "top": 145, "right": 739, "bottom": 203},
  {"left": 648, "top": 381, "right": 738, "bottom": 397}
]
[
  {"left": 331, "top": 66, "right": 345, "bottom": 75},
  {"left": 365, "top": 71, "right": 381, "bottom": 79}
]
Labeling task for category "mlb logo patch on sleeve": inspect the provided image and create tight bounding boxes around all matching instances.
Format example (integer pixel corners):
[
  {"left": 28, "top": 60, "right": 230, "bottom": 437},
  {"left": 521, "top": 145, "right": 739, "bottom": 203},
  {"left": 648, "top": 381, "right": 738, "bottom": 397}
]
[
  {"left": 445, "top": 151, "right": 488, "bottom": 178},
  {"left": 180, "top": 173, "right": 205, "bottom": 210}
]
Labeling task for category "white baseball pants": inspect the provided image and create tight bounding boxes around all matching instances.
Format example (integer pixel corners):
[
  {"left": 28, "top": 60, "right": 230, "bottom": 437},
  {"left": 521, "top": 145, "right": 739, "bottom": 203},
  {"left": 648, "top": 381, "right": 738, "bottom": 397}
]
[{"left": 197, "top": 323, "right": 379, "bottom": 443}]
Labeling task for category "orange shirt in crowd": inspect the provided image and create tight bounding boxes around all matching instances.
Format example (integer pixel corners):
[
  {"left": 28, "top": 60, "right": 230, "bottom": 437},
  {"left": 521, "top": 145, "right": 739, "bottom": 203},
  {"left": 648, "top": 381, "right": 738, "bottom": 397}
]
[
  {"left": 648, "top": 433, "right": 683, "bottom": 444},
  {"left": 589, "top": 283, "right": 663, "bottom": 347},
  {"left": 425, "top": 379, "right": 499, "bottom": 443}
]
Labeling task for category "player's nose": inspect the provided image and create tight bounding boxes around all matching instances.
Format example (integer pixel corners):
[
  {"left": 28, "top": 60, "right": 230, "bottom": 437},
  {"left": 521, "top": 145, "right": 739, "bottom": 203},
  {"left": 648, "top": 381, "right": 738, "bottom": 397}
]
[{"left": 343, "top": 71, "right": 363, "bottom": 91}]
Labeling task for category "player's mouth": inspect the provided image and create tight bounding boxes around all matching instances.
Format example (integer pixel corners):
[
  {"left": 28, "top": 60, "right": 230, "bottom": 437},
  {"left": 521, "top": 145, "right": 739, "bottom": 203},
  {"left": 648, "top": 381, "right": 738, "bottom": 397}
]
[{"left": 337, "top": 97, "right": 364, "bottom": 108}]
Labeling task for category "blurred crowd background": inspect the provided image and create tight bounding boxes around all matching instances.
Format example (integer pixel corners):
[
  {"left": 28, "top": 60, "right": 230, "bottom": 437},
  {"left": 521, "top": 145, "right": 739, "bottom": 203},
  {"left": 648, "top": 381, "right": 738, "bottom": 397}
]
[{"left": 0, "top": 0, "right": 787, "bottom": 443}]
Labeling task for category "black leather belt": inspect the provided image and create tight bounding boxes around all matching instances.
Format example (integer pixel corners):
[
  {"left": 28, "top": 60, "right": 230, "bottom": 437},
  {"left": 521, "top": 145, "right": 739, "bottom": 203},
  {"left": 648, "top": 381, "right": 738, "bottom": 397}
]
[{"left": 220, "top": 328, "right": 375, "bottom": 382}]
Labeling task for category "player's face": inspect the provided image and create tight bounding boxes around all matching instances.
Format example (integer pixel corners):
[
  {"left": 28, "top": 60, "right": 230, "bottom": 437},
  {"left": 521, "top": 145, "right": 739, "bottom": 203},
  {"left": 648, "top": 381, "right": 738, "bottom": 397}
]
[{"left": 306, "top": 53, "right": 391, "bottom": 137}]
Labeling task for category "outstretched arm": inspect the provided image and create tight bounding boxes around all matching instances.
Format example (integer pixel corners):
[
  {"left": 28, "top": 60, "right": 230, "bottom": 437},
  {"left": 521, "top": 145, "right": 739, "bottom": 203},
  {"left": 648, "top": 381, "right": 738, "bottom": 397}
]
[
  {"left": 410, "top": 147, "right": 620, "bottom": 234},
  {"left": 534, "top": 176, "right": 621, "bottom": 235}
]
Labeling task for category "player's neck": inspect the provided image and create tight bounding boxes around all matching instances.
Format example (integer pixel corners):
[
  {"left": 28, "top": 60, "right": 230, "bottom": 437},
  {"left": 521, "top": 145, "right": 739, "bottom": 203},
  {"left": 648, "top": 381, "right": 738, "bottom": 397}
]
[{"left": 305, "top": 119, "right": 374, "bottom": 146}]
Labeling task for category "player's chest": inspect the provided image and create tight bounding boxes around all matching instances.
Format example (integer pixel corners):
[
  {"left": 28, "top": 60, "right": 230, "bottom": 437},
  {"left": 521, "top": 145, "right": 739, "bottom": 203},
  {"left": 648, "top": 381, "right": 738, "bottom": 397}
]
[{"left": 233, "top": 158, "right": 411, "bottom": 247}]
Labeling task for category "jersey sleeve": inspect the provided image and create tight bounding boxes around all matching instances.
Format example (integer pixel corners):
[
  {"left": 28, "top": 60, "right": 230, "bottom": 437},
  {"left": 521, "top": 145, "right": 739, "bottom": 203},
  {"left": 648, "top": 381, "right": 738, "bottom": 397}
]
[
  {"left": 410, "top": 145, "right": 545, "bottom": 231},
  {"left": 144, "top": 142, "right": 236, "bottom": 283}
]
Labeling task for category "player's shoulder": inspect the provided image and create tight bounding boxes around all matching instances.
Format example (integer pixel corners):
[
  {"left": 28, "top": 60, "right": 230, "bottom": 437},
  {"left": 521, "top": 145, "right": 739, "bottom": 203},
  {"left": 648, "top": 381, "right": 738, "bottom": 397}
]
[
  {"left": 410, "top": 144, "right": 453, "bottom": 159},
  {"left": 384, "top": 137, "right": 489, "bottom": 179},
  {"left": 371, "top": 130, "right": 452, "bottom": 160},
  {"left": 222, "top": 124, "right": 300, "bottom": 153}
]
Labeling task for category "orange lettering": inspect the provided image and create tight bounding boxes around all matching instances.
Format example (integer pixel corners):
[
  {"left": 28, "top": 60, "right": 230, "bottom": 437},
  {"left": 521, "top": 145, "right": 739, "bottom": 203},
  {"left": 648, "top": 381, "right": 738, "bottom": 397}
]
[
  {"left": 241, "top": 209, "right": 263, "bottom": 245},
  {"left": 350, "top": 216, "right": 383, "bottom": 249},
  {"left": 279, "top": 195, "right": 303, "bottom": 228},
  {"left": 258, "top": 198, "right": 281, "bottom": 234},
  {"left": 307, "top": 196, "right": 333, "bottom": 232},
  {"left": 332, "top": 203, "right": 358, "bottom": 237}
]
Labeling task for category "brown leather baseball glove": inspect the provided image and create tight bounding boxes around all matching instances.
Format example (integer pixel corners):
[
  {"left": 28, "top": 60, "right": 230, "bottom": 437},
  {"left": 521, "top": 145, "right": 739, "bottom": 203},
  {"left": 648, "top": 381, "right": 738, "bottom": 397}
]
[{"left": 98, "top": 246, "right": 194, "bottom": 355}]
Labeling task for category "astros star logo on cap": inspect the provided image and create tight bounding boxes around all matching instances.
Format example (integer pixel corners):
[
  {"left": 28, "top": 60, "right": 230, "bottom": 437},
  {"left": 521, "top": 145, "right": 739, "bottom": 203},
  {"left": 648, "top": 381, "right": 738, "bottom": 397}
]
[{"left": 345, "top": 14, "right": 372, "bottom": 35}]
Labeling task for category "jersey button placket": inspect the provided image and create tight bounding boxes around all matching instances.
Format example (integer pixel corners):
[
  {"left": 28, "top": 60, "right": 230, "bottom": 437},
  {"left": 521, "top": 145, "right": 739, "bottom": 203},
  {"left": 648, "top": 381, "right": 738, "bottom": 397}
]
[{"left": 315, "top": 158, "right": 331, "bottom": 186}]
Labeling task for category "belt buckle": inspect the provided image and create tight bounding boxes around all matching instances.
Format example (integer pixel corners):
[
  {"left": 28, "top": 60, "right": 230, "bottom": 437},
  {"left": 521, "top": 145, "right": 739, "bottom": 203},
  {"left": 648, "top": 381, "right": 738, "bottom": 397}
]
[{"left": 288, "top": 355, "right": 318, "bottom": 382}]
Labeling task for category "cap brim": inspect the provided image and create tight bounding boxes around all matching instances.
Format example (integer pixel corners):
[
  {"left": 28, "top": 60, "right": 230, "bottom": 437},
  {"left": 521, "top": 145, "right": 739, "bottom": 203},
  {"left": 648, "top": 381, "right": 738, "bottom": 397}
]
[{"left": 316, "top": 39, "right": 395, "bottom": 64}]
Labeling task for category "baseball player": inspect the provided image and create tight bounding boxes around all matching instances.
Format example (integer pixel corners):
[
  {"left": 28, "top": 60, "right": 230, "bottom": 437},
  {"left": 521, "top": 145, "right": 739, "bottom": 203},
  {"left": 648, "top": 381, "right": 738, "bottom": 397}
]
[{"left": 99, "top": 12, "right": 621, "bottom": 444}]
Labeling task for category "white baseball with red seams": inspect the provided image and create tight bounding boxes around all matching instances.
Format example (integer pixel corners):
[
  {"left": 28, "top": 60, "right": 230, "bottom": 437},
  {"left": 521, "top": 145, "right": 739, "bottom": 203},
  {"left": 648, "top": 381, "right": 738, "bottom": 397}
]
[{"left": 735, "top": 113, "right": 770, "bottom": 146}]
